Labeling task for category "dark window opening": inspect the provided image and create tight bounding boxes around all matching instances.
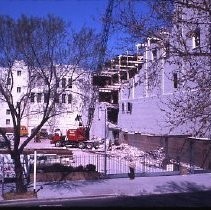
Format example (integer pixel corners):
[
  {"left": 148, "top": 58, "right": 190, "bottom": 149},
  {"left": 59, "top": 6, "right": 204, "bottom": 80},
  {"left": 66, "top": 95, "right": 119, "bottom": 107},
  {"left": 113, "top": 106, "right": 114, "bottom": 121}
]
[
  {"left": 173, "top": 73, "right": 178, "bottom": 88},
  {"left": 17, "top": 87, "right": 21, "bottom": 93},
  {"left": 99, "top": 91, "right": 118, "bottom": 104},
  {"left": 120, "top": 71, "right": 127, "bottom": 80},
  {"left": 30, "top": 92, "right": 35, "bottom": 103},
  {"left": 152, "top": 49, "right": 157, "bottom": 60},
  {"left": 62, "top": 78, "right": 66, "bottom": 88},
  {"left": 164, "top": 42, "right": 170, "bottom": 58},
  {"left": 55, "top": 93, "right": 59, "bottom": 103},
  {"left": 193, "top": 28, "right": 200, "bottom": 48},
  {"left": 99, "top": 92, "right": 111, "bottom": 103},
  {"left": 122, "top": 103, "right": 125, "bottom": 113},
  {"left": 129, "top": 68, "right": 137, "bottom": 78},
  {"left": 37, "top": 93, "right": 42, "bottom": 103},
  {"left": 68, "top": 94, "right": 72, "bottom": 104},
  {"left": 111, "top": 74, "right": 119, "bottom": 84},
  {"left": 68, "top": 78, "right": 72, "bottom": 88},
  {"left": 92, "top": 75, "right": 111, "bottom": 87},
  {"left": 56, "top": 78, "right": 59, "bottom": 87},
  {"left": 44, "top": 93, "right": 49, "bottom": 103},
  {"left": 62, "top": 94, "right": 66, "bottom": 103},
  {"left": 7, "top": 78, "right": 11, "bottom": 85},
  {"left": 17, "top": 70, "right": 21, "bottom": 76},
  {"left": 127, "top": 102, "right": 132, "bottom": 113},
  {"left": 6, "top": 119, "right": 10, "bottom": 125},
  {"left": 107, "top": 107, "right": 119, "bottom": 124}
]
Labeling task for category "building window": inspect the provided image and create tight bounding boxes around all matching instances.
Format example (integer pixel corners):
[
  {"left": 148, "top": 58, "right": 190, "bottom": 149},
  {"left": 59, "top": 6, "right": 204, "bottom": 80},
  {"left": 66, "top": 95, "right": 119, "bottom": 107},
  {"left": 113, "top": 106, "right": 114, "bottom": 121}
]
[
  {"left": 55, "top": 93, "right": 59, "bottom": 103},
  {"left": 17, "top": 70, "right": 21, "bottom": 76},
  {"left": 164, "top": 42, "right": 170, "bottom": 58},
  {"left": 30, "top": 92, "right": 35, "bottom": 103},
  {"left": 127, "top": 102, "right": 132, "bottom": 114},
  {"left": 6, "top": 109, "right": 10, "bottom": 115},
  {"left": 122, "top": 103, "right": 125, "bottom": 113},
  {"left": 152, "top": 48, "right": 157, "bottom": 60},
  {"left": 62, "top": 78, "right": 66, "bottom": 88},
  {"left": 37, "top": 93, "right": 42, "bottom": 103},
  {"left": 68, "top": 78, "right": 72, "bottom": 88},
  {"left": 62, "top": 94, "right": 66, "bottom": 103},
  {"left": 44, "top": 93, "right": 49, "bottom": 103},
  {"left": 17, "top": 87, "right": 21, "bottom": 93},
  {"left": 7, "top": 78, "right": 11, "bottom": 85},
  {"left": 173, "top": 73, "right": 178, "bottom": 88},
  {"left": 6, "top": 119, "right": 10, "bottom": 125},
  {"left": 68, "top": 94, "right": 72, "bottom": 104},
  {"left": 56, "top": 78, "right": 59, "bottom": 88},
  {"left": 192, "top": 28, "right": 200, "bottom": 49}
]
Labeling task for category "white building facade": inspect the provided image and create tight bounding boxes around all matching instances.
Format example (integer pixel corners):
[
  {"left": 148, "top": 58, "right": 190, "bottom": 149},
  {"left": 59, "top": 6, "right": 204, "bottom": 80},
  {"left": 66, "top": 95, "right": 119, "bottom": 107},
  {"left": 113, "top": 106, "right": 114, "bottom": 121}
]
[
  {"left": 0, "top": 60, "right": 92, "bottom": 136},
  {"left": 118, "top": 0, "right": 211, "bottom": 141}
]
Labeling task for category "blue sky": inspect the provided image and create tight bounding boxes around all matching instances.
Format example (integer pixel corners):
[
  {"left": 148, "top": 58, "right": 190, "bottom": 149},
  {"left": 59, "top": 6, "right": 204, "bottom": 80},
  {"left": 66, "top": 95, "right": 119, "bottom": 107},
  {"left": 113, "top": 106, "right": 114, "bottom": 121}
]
[
  {"left": 0, "top": 0, "right": 149, "bottom": 55},
  {"left": 0, "top": 0, "right": 125, "bottom": 55},
  {"left": 0, "top": 0, "right": 107, "bottom": 31}
]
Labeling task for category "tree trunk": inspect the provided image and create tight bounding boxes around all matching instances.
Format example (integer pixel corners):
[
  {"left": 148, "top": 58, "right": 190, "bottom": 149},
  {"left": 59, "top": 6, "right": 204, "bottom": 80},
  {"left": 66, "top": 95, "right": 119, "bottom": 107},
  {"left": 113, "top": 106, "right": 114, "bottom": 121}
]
[{"left": 12, "top": 153, "right": 27, "bottom": 193}]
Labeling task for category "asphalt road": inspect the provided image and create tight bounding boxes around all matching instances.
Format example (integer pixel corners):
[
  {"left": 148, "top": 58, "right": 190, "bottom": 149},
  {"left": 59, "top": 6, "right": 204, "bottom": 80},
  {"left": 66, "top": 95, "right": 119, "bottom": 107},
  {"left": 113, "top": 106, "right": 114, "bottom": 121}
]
[{"left": 1, "top": 190, "right": 211, "bottom": 207}]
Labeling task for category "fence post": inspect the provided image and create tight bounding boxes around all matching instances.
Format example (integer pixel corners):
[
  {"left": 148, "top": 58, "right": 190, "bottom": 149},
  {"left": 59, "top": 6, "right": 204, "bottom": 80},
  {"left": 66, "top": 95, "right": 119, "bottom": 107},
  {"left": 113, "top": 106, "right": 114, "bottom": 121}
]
[
  {"left": 189, "top": 140, "right": 194, "bottom": 174},
  {"left": 1, "top": 157, "right": 4, "bottom": 196},
  {"left": 164, "top": 136, "right": 169, "bottom": 160},
  {"left": 143, "top": 154, "right": 146, "bottom": 173},
  {"left": 33, "top": 150, "right": 37, "bottom": 193},
  {"left": 97, "top": 154, "right": 99, "bottom": 172}
]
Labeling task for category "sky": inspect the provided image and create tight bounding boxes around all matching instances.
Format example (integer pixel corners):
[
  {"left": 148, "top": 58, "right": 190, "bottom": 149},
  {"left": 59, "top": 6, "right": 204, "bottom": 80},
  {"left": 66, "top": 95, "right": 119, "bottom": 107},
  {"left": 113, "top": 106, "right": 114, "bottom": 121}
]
[
  {"left": 0, "top": 0, "right": 107, "bottom": 31},
  {"left": 0, "top": 0, "right": 151, "bottom": 56},
  {"left": 0, "top": 0, "right": 136, "bottom": 55}
]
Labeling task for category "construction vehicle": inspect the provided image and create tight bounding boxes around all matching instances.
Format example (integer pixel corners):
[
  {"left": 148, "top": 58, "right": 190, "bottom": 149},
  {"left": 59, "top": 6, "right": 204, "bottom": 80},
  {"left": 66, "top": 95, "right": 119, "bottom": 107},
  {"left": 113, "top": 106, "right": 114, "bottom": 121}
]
[
  {"left": 0, "top": 125, "right": 28, "bottom": 137},
  {"left": 85, "top": 0, "right": 114, "bottom": 134},
  {"left": 50, "top": 126, "right": 100, "bottom": 149}
]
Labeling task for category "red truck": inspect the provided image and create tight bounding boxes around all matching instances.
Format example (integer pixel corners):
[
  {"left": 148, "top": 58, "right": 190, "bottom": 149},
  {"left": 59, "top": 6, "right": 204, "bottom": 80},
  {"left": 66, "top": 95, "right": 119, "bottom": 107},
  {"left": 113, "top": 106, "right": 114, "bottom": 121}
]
[{"left": 51, "top": 127, "right": 100, "bottom": 149}]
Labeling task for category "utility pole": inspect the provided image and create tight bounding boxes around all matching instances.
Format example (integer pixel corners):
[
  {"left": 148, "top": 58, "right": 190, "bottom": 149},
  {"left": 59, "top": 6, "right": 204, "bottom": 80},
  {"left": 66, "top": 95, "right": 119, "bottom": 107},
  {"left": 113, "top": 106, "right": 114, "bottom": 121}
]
[
  {"left": 33, "top": 150, "right": 37, "bottom": 194},
  {"left": 104, "top": 106, "right": 107, "bottom": 176},
  {"left": 98, "top": 105, "right": 108, "bottom": 176}
]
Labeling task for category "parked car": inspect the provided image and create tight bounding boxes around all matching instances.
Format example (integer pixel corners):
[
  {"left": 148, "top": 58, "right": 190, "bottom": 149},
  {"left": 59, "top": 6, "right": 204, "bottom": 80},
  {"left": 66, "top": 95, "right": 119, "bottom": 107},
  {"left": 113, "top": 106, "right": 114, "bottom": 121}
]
[
  {"left": 0, "top": 133, "right": 14, "bottom": 148},
  {"left": 31, "top": 128, "right": 49, "bottom": 139},
  {"left": 0, "top": 135, "right": 7, "bottom": 148}
]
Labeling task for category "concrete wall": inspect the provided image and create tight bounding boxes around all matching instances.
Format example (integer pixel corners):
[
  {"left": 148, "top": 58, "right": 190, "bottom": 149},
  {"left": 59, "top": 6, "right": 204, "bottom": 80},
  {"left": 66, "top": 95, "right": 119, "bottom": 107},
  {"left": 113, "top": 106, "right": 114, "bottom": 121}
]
[{"left": 121, "top": 132, "right": 211, "bottom": 170}]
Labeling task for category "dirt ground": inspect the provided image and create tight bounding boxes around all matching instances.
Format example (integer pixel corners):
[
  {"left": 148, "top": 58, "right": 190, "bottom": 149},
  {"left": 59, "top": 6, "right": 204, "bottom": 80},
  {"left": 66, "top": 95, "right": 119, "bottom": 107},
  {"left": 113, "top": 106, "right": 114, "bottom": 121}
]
[{"left": 3, "top": 191, "right": 37, "bottom": 200}]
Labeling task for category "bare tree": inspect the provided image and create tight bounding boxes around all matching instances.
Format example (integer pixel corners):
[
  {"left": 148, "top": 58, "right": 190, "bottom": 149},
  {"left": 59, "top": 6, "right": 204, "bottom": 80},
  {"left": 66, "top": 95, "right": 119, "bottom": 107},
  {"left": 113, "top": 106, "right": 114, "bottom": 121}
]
[
  {"left": 112, "top": 0, "right": 211, "bottom": 137},
  {"left": 0, "top": 15, "right": 98, "bottom": 193}
]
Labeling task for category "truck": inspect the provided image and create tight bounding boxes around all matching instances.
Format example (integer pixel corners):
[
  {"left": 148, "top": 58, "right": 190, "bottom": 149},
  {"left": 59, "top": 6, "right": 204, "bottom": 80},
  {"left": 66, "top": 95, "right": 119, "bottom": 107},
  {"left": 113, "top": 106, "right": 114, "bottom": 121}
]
[
  {"left": 0, "top": 126, "right": 28, "bottom": 137},
  {"left": 50, "top": 127, "right": 100, "bottom": 149}
]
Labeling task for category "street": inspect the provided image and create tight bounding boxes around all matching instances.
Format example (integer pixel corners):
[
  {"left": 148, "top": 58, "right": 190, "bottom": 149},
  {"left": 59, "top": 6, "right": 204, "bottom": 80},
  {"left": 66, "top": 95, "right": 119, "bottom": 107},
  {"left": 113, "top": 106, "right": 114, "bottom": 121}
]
[{"left": 1, "top": 190, "right": 211, "bottom": 207}]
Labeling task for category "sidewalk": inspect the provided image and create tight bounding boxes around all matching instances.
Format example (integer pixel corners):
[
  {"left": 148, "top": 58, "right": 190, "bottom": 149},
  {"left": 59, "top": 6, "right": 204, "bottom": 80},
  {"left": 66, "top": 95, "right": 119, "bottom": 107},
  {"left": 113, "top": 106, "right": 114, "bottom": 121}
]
[{"left": 1, "top": 173, "right": 211, "bottom": 202}]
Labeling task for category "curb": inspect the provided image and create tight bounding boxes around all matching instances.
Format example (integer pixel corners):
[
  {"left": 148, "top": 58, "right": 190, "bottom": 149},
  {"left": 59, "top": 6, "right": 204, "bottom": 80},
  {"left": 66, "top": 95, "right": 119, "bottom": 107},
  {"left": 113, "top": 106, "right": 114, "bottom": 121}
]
[{"left": 0, "top": 194, "right": 118, "bottom": 206}]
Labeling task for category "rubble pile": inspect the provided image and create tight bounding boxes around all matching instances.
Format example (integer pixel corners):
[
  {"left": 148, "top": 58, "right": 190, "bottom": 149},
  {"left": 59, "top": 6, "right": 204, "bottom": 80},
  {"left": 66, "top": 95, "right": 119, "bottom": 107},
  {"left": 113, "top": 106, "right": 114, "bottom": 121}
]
[
  {"left": 107, "top": 143, "right": 144, "bottom": 160},
  {"left": 107, "top": 143, "right": 166, "bottom": 168}
]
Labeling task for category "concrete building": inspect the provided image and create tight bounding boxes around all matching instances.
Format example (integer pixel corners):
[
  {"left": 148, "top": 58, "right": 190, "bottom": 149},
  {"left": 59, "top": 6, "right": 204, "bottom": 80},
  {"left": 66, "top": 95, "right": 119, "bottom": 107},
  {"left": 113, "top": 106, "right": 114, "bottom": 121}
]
[
  {"left": 118, "top": 0, "right": 211, "bottom": 144},
  {"left": 90, "top": 54, "right": 143, "bottom": 141},
  {"left": 0, "top": 60, "right": 91, "bottom": 136}
]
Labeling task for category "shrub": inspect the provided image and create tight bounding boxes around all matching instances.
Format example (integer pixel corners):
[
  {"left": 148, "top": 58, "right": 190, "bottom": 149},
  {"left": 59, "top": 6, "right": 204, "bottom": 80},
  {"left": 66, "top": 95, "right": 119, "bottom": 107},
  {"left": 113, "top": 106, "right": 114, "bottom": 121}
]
[
  {"left": 30, "top": 163, "right": 97, "bottom": 173},
  {"left": 85, "top": 164, "right": 96, "bottom": 172},
  {"left": 44, "top": 163, "right": 68, "bottom": 172},
  {"left": 74, "top": 165, "right": 84, "bottom": 172}
]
